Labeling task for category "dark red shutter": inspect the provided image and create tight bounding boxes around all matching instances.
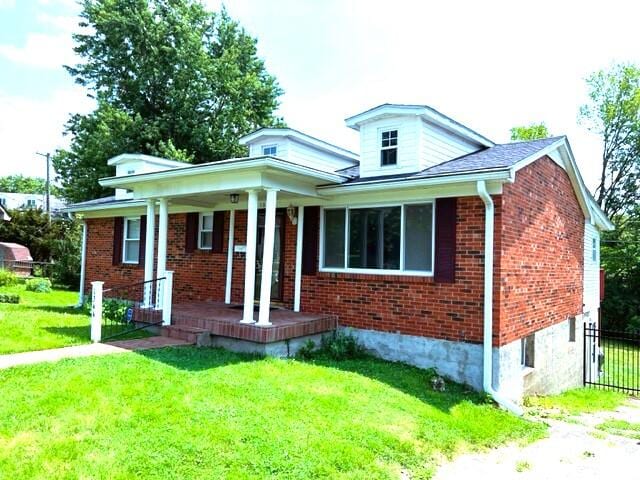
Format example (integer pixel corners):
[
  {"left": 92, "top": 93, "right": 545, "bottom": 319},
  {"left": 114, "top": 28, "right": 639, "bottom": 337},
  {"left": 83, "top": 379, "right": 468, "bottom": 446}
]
[
  {"left": 434, "top": 198, "right": 457, "bottom": 283},
  {"left": 212, "top": 211, "right": 225, "bottom": 253},
  {"left": 302, "top": 206, "right": 320, "bottom": 275},
  {"left": 112, "top": 217, "right": 124, "bottom": 266},
  {"left": 138, "top": 215, "right": 147, "bottom": 266},
  {"left": 185, "top": 212, "right": 198, "bottom": 253}
]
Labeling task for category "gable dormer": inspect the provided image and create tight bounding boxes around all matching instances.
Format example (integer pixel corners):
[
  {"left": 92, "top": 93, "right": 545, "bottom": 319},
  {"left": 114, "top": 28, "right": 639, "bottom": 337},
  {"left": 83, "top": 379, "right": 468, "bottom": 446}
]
[
  {"left": 345, "top": 104, "right": 493, "bottom": 178},
  {"left": 239, "top": 128, "right": 358, "bottom": 174},
  {"left": 108, "top": 154, "right": 187, "bottom": 199}
]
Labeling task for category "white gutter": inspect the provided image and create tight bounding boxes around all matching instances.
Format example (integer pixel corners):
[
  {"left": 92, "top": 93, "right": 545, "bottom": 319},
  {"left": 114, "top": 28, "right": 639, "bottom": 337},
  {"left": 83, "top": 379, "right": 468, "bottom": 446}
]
[{"left": 477, "top": 180, "right": 524, "bottom": 416}]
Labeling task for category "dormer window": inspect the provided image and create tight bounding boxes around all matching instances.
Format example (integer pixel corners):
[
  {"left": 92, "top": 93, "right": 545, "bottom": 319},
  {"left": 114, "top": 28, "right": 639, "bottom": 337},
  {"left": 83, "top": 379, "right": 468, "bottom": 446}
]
[
  {"left": 262, "top": 145, "right": 277, "bottom": 156},
  {"left": 380, "top": 129, "right": 398, "bottom": 166}
]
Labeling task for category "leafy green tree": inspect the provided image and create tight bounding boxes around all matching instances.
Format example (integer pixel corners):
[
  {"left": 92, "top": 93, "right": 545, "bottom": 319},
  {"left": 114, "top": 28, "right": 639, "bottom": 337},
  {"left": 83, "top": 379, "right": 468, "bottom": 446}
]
[
  {"left": 0, "top": 175, "right": 56, "bottom": 195},
  {"left": 54, "top": 1, "right": 283, "bottom": 203},
  {"left": 510, "top": 123, "right": 550, "bottom": 141},
  {"left": 579, "top": 64, "right": 640, "bottom": 220}
]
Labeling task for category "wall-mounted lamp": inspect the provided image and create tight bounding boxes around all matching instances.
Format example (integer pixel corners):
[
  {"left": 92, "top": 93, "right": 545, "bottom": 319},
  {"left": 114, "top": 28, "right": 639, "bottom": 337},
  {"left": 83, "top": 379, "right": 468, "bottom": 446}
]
[
  {"left": 287, "top": 205, "right": 297, "bottom": 225},
  {"left": 230, "top": 193, "right": 239, "bottom": 204}
]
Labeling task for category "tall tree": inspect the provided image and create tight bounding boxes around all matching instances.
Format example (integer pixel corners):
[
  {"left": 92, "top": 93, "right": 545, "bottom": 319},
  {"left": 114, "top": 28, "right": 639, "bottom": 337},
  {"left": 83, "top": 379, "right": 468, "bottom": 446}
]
[
  {"left": 0, "top": 175, "right": 47, "bottom": 195},
  {"left": 579, "top": 64, "right": 640, "bottom": 219},
  {"left": 54, "top": 1, "right": 283, "bottom": 203},
  {"left": 510, "top": 123, "right": 550, "bottom": 141}
]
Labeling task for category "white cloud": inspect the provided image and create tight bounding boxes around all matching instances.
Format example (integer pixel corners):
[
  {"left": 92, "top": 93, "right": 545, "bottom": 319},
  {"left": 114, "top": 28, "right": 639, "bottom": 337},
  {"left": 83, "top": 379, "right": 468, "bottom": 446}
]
[
  {"left": 0, "top": 87, "right": 94, "bottom": 178},
  {"left": 0, "top": 32, "right": 76, "bottom": 69},
  {"left": 0, "top": 0, "right": 15, "bottom": 8}
]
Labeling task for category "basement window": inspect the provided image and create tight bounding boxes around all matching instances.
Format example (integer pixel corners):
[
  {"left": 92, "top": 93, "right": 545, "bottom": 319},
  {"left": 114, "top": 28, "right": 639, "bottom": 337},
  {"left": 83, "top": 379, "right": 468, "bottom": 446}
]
[
  {"left": 380, "top": 129, "right": 398, "bottom": 166},
  {"left": 569, "top": 316, "right": 576, "bottom": 342},
  {"left": 199, "top": 213, "right": 213, "bottom": 250},
  {"left": 521, "top": 334, "right": 535, "bottom": 368}
]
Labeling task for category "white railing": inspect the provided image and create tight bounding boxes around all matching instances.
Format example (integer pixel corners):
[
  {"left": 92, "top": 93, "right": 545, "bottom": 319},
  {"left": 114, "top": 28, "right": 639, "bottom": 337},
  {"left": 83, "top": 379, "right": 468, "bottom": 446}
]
[{"left": 90, "top": 271, "right": 174, "bottom": 343}]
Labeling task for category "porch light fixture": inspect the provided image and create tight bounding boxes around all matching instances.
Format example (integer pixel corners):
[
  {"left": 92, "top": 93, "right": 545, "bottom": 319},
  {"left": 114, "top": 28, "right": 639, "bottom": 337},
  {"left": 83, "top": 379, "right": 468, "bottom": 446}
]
[
  {"left": 287, "top": 205, "right": 297, "bottom": 225},
  {"left": 230, "top": 193, "right": 239, "bottom": 204}
]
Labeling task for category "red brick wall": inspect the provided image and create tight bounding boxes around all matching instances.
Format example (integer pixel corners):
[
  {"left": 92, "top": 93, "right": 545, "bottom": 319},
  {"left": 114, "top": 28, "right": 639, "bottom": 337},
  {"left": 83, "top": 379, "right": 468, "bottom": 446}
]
[
  {"left": 84, "top": 155, "right": 585, "bottom": 347},
  {"left": 494, "top": 156, "right": 584, "bottom": 346}
]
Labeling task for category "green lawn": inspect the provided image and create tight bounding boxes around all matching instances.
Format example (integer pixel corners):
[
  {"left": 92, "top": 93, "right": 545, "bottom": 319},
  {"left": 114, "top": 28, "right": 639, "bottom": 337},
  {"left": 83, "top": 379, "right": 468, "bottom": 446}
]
[
  {"left": 525, "top": 387, "right": 626, "bottom": 415},
  {"left": 0, "top": 285, "right": 89, "bottom": 354},
  {"left": 600, "top": 338, "right": 640, "bottom": 391},
  {"left": 0, "top": 348, "right": 546, "bottom": 479}
]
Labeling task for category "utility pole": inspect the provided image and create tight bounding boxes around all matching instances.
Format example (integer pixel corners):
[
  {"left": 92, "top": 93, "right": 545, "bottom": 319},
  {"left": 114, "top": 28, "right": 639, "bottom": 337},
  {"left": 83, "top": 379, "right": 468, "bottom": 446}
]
[{"left": 36, "top": 152, "right": 51, "bottom": 223}]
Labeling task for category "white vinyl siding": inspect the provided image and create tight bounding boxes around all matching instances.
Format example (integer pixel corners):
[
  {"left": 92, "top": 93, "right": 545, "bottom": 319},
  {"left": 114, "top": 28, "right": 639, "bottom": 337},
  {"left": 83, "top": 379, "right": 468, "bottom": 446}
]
[
  {"left": 420, "top": 120, "right": 479, "bottom": 169},
  {"left": 248, "top": 138, "right": 355, "bottom": 172},
  {"left": 583, "top": 222, "right": 601, "bottom": 311},
  {"left": 123, "top": 217, "right": 141, "bottom": 264},
  {"left": 359, "top": 118, "right": 419, "bottom": 178}
]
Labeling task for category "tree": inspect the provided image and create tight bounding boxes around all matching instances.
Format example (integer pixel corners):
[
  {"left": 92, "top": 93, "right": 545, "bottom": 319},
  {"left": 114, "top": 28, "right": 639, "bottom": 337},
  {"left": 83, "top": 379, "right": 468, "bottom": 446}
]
[
  {"left": 0, "top": 175, "right": 47, "bottom": 194},
  {"left": 54, "top": 1, "right": 283, "bottom": 203},
  {"left": 510, "top": 123, "right": 550, "bottom": 141},
  {"left": 579, "top": 64, "right": 640, "bottom": 220}
]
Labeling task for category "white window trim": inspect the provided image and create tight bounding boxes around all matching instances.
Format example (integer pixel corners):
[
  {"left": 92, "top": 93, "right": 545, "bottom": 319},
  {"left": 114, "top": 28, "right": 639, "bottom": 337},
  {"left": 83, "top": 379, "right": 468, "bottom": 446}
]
[
  {"left": 262, "top": 144, "right": 278, "bottom": 156},
  {"left": 319, "top": 201, "right": 435, "bottom": 277},
  {"left": 122, "top": 216, "right": 141, "bottom": 264},
  {"left": 380, "top": 128, "right": 399, "bottom": 167},
  {"left": 198, "top": 213, "right": 214, "bottom": 250}
]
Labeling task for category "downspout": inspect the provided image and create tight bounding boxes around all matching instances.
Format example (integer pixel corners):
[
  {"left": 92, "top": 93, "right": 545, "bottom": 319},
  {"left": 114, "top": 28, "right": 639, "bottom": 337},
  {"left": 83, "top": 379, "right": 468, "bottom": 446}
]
[
  {"left": 77, "top": 219, "right": 88, "bottom": 307},
  {"left": 477, "top": 180, "right": 524, "bottom": 416}
]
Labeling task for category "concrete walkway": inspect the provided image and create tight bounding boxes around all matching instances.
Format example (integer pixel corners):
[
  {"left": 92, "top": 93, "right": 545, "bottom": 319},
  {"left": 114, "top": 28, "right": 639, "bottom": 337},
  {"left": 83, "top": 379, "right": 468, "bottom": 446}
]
[
  {"left": 0, "top": 336, "right": 190, "bottom": 370},
  {"left": 435, "top": 398, "right": 640, "bottom": 480}
]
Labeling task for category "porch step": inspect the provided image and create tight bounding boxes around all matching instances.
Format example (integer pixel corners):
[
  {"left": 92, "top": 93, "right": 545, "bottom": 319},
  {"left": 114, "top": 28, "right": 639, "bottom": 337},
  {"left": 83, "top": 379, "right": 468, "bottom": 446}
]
[{"left": 160, "top": 325, "right": 209, "bottom": 344}]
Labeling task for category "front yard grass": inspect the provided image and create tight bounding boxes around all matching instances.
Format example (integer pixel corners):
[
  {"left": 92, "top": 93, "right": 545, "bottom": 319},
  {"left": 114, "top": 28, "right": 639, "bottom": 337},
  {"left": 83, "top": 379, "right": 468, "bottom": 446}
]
[
  {"left": 0, "top": 284, "right": 89, "bottom": 354},
  {"left": 0, "top": 347, "right": 546, "bottom": 479},
  {"left": 525, "top": 387, "right": 626, "bottom": 415}
]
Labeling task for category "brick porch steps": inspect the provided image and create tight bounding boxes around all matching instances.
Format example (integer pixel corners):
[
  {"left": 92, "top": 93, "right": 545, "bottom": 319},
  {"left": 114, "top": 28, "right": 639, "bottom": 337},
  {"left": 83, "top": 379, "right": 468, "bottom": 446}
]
[{"left": 160, "top": 324, "right": 209, "bottom": 344}]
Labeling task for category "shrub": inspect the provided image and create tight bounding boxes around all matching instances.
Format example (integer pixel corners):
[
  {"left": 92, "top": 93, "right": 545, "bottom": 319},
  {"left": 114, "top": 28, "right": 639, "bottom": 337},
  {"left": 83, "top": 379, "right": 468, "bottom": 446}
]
[
  {"left": 25, "top": 278, "right": 52, "bottom": 293},
  {"left": 103, "top": 298, "right": 134, "bottom": 324},
  {"left": 0, "top": 269, "right": 18, "bottom": 287},
  {"left": 296, "top": 339, "right": 316, "bottom": 360},
  {"left": 0, "top": 293, "right": 19, "bottom": 304},
  {"left": 318, "top": 330, "right": 367, "bottom": 360}
]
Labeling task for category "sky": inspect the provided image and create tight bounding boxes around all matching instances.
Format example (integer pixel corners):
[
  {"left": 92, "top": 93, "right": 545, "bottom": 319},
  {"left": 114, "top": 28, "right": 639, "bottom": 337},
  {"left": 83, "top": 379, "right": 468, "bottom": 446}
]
[{"left": 1, "top": 0, "right": 639, "bottom": 191}]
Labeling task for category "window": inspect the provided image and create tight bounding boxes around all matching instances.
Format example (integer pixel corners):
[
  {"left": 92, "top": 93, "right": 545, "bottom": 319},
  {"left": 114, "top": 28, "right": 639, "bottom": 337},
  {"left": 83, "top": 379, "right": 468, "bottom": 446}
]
[
  {"left": 123, "top": 217, "right": 141, "bottom": 263},
  {"left": 199, "top": 213, "right": 213, "bottom": 249},
  {"left": 321, "top": 202, "right": 434, "bottom": 274},
  {"left": 380, "top": 129, "right": 398, "bottom": 166},
  {"left": 26, "top": 199, "right": 36, "bottom": 208},
  {"left": 127, "top": 169, "right": 135, "bottom": 175},
  {"left": 592, "top": 237, "right": 597, "bottom": 262},
  {"left": 0, "top": 198, "right": 5, "bottom": 206},
  {"left": 262, "top": 145, "right": 277, "bottom": 156},
  {"left": 521, "top": 334, "right": 535, "bottom": 368},
  {"left": 569, "top": 316, "right": 576, "bottom": 342}
]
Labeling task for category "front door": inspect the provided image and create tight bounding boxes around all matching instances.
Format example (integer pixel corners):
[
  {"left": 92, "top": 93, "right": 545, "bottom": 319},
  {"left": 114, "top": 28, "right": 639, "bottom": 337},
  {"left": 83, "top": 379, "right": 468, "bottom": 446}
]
[{"left": 255, "top": 210, "right": 284, "bottom": 301}]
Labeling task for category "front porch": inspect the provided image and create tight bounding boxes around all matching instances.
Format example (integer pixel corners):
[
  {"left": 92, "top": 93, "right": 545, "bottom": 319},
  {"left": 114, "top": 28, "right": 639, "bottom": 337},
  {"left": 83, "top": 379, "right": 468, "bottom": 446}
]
[{"left": 163, "top": 301, "right": 338, "bottom": 345}]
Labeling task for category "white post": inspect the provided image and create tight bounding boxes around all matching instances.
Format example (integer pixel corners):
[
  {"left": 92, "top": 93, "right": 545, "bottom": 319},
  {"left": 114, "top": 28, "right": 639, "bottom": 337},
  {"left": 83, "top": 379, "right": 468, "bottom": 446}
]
[
  {"left": 90, "top": 281, "right": 103, "bottom": 343},
  {"left": 257, "top": 188, "right": 278, "bottom": 326},
  {"left": 77, "top": 220, "right": 88, "bottom": 307},
  {"left": 293, "top": 206, "right": 304, "bottom": 312},
  {"left": 162, "top": 270, "right": 174, "bottom": 325},
  {"left": 225, "top": 209, "right": 235, "bottom": 304},
  {"left": 155, "top": 197, "right": 169, "bottom": 308},
  {"left": 241, "top": 189, "right": 259, "bottom": 324},
  {"left": 143, "top": 199, "right": 156, "bottom": 307}
]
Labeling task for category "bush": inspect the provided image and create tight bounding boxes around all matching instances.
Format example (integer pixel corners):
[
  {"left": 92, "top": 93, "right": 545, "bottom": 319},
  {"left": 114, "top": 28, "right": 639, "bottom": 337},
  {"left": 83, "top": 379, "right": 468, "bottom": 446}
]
[
  {"left": 103, "top": 298, "right": 134, "bottom": 324},
  {"left": 295, "top": 339, "right": 316, "bottom": 360},
  {"left": 296, "top": 330, "right": 367, "bottom": 361},
  {"left": 0, "top": 293, "right": 19, "bottom": 304},
  {"left": 25, "top": 278, "right": 52, "bottom": 293},
  {"left": 0, "top": 269, "right": 18, "bottom": 287}
]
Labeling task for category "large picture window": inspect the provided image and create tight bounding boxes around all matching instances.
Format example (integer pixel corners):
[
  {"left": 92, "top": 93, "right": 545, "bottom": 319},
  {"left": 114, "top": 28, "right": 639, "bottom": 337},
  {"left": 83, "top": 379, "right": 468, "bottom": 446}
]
[
  {"left": 123, "top": 217, "right": 141, "bottom": 264},
  {"left": 321, "top": 202, "right": 434, "bottom": 274}
]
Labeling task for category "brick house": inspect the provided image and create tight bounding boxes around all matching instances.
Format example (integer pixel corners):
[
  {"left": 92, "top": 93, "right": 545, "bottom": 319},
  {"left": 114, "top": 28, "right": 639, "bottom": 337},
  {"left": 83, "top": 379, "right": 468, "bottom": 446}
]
[{"left": 68, "top": 104, "right": 612, "bottom": 411}]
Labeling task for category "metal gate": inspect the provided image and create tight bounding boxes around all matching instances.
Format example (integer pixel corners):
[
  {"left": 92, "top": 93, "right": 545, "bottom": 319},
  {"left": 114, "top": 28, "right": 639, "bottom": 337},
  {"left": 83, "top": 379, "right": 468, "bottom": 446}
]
[{"left": 584, "top": 324, "right": 640, "bottom": 394}]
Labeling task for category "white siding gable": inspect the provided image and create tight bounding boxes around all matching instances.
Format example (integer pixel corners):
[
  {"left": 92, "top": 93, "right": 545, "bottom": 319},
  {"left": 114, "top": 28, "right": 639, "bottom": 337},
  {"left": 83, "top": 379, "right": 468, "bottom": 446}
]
[
  {"left": 583, "top": 221, "right": 601, "bottom": 313},
  {"left": 421, "top": 120, "right": 479, "bottom": 169}
]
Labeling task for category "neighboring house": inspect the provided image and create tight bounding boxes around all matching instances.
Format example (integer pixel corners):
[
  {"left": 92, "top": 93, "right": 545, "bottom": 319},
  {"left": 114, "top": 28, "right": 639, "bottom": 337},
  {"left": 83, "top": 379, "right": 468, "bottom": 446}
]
[
  {"left": 67, "top": 103, "right": 613, "bottom": 407},
  {"left": 0, "top": 192, "right": 66, "bottom": 213}
]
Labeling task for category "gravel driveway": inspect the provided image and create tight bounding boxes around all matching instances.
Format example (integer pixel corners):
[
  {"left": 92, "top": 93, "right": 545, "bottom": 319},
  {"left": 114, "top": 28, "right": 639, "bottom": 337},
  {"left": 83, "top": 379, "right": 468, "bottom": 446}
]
[{"left": 434, "top": 398, "right": 640, "bottom": 480}]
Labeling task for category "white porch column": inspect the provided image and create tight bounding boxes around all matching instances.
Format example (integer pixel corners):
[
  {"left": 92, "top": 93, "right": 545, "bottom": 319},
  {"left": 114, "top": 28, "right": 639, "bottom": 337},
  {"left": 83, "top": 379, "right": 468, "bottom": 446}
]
[
  {"left": 143, "top": 199, "right": 156, "bottom": 307},
  {"left": 293, "top": 206, "right": 304, "bottom": 312},
  {"left": 76, "top": 220, "right": 88, "bottom": 307},
  {"left": 257, "top": 188, "right": 278, "bottom": 326},
  {"left": 241, "top": 190, "right": 259, "bottom": 324},
  {"left": 225, "top": 209, "right": 235, "bottom": 304},
  {"left": 155, "top": 197, "right": 169, "bottom": 307}
]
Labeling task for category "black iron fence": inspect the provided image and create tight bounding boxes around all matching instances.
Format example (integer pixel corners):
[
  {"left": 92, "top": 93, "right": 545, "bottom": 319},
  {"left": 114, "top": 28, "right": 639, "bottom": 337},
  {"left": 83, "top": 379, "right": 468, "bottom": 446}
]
[
  {"left": 99, "top": 277, "right": 166, "bottom": 341},
  {"left": 584, "top": 325, "right": 640, "bottom": 394}
]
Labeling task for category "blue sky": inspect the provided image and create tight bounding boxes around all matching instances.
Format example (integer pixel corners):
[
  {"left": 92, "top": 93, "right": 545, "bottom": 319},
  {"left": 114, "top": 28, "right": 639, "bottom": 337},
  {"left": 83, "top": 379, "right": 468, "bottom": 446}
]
[{"left": 1, "top": 0, "right": 639, "bottom": 191}]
